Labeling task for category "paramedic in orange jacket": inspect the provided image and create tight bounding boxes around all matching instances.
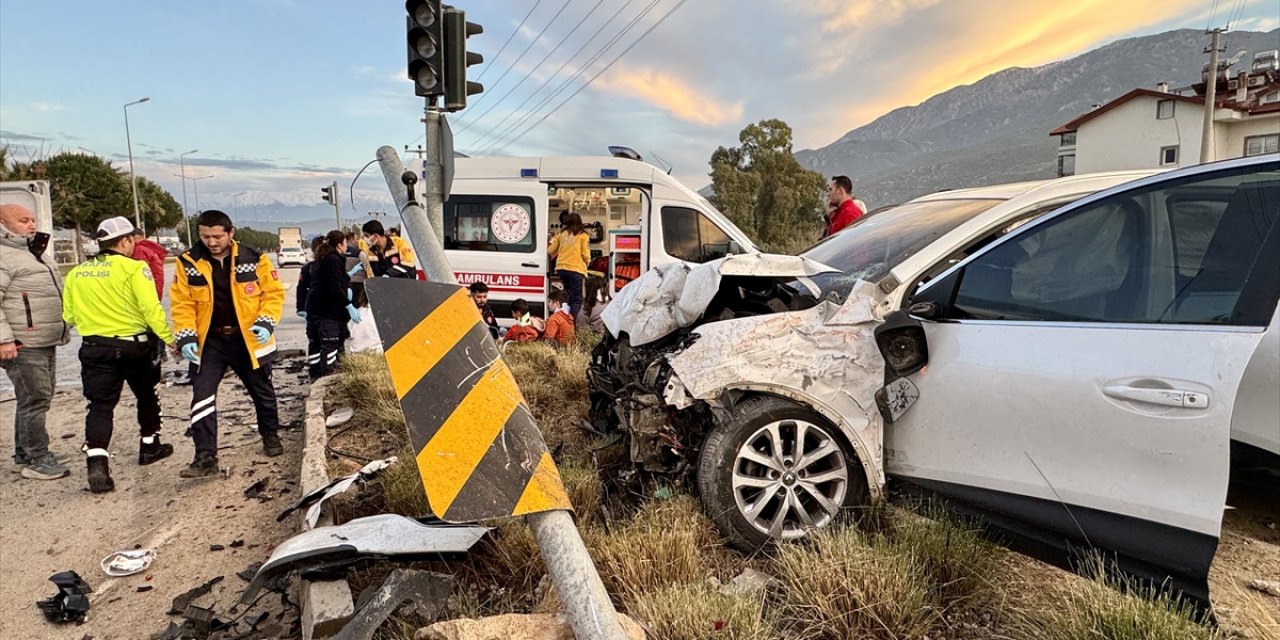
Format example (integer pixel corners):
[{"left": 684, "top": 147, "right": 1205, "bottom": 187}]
[
  {"left": 358, "top": 220, "right": 417, "bottom": 278},
  {"left": 170, "top": 210, "right": 286, "bottom": 478}
]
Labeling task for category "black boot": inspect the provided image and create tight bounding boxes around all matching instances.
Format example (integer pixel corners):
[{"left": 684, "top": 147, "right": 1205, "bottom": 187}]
[
  {"left": 261, "top": 433, "right": 283, "bottom": 458},
  {"left": 138, "top": 436, "right": 175, "bottom": 465},
  {"left": 87, "top": 456, "right": 115, "bottom": 493},
  {"left": 179, "top": 454, "right": 219, "bottom": 479}
]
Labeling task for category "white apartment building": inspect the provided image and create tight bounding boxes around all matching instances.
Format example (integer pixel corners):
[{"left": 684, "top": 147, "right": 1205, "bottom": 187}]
[{"left": 1052, "top": 51, "right": 1280, "bottom": 176}]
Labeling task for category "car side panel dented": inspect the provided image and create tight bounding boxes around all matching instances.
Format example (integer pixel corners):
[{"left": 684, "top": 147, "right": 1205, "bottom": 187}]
[{"left": 666, "top": 282, "right": 888, "bottom": 497}]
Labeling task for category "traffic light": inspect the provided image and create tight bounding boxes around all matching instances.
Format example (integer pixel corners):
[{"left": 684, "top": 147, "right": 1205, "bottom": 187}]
[
  {"left": 442, "top": 6, "right": 483, "bottom": 112},
  {"left": 406, "top": 0, "right": 444, "bottom": 98},
  {"left": 321, "top": 183, "right": 336, "bottom": 205}
]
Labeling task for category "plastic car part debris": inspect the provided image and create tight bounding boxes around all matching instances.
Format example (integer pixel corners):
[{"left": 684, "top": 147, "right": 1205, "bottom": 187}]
[
  {"left": 100, "top": 549, "right": 156, "bottom": 577},
  {"left": 36, "top": 571, "right": 93, "bottom": 623},
  {"left": 325, "top": 407, "right": 354, "bottom": 427},
  {"left": 240, "top": 514, "right": 488, "bottom": 604},
  {"left": 167, "top": 576, "right": 224, "bottom": 615},
  {"left": 332, "top": 569, "right": 454, "bottom": 640},
  {"left": 243, "top": 477, "right": 271, "bottom": 499},
  {"left": 275, "top": 457, "right": 397, "bottom": 528}
]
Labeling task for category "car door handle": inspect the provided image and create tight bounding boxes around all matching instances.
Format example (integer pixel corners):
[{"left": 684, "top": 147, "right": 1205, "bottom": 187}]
[
  {"left": 1102, "top": 385, "right": 1210, "bottom": 409},
  {"left": 521, "top": 262, "right": 540, "bottom": 268}
]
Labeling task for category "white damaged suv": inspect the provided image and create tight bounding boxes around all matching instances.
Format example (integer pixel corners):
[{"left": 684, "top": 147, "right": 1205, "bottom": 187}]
[{"left": 588, "top": 156, "right": 1280, "bottom": 606}]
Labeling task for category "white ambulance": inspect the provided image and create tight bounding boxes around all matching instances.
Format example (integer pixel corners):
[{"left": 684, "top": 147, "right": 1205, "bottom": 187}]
[{"left": 409, "top": 149, "right": 758, "bottom": 320}]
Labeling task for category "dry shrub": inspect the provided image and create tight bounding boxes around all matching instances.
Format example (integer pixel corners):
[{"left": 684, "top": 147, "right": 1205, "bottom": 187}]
[
  {"left": 1220, "top": 580, "right": 1279, "bottom": 639},
  {"left": 331, "top": 352, "right": 406, "bottom": 431},
  {"left": 1013, "top": 558, "right": 1221, "bottom": 640},
  {"left": 503, "top": 341, "right": 592, "bottom": 455},
  {"left": 376, "top": 447, "right": 430, "bottom": 517},
  {"left": 630, "top": 582, "right": 770, "bottom": 640},
  {"left": 559, "top": 462, "right": 602, "bottom": 525},
  {"left": 471, "top": 519, "right": 546, "bottom": 597},
  {"left": 589, "top": 494, "right": 722, "bottom": 599},
  {"left": 772, "top": 524, "right": 938, "bottom": 640},
  {"left": 884, "top": 507, "right": 1001, "bottom": 605}
]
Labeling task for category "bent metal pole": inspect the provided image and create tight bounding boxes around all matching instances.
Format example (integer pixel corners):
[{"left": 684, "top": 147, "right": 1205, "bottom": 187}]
[{"left": 375, "top": 142, "right": 628, "bottom": 640}]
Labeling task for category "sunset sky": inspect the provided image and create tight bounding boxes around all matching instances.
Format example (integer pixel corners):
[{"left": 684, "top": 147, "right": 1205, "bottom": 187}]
[{"left": 2, "top": 0, "right": 1277, "bottom": 205}]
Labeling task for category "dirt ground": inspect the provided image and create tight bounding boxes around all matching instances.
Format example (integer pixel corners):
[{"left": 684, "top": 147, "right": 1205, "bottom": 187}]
[
  {"left": 0, "top": 356, "right": 312, "bottom": 640},
  {"left": 1211, "top": 474, "right": 1280, "bottom": 634}
]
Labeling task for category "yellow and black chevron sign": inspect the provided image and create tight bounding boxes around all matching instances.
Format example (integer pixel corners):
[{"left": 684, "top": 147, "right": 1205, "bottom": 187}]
[{"left": 365, "top": 278, "right": 572, "bottom": 522}]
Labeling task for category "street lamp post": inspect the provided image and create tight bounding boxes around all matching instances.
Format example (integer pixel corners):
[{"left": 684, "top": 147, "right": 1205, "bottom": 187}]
[
  {"left": 190, "top": 175, "right": 214, "bottom": 217},
  {"left": 179, "top": 149, "right": 198, "bottom": 248},
  {"left": 123, "top": 96, "right": 151, "bottom": 234}
]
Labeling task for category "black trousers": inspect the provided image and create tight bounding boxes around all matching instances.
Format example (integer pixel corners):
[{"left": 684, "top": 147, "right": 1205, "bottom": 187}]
[
  {"left": 189, "top": 333, "right": 278, "bottom": 457},
  {"left": 306, "top": 316, "right": 347, "bottom": 380},
  {"left": 79, "top": 336, "right": 162, "bottom": 449}
]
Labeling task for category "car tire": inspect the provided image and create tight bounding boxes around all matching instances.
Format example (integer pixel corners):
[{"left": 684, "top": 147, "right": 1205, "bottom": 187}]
[{"left": 697, "top": 395, "right": 867, "bottom": 551}]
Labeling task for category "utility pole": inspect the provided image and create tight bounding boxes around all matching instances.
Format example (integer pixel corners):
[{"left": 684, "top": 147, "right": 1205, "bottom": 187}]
[{"left": 1200, "top": 28, "right": 1223, "bottom": 164}]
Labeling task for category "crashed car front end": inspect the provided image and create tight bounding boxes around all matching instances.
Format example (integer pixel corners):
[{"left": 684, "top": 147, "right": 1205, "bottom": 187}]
[{"left": 588, "top": 254, "right": 890, "bottom": 504}]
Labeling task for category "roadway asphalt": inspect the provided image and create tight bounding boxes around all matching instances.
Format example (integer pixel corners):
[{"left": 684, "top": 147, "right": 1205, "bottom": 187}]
[{"left": 0, "top": 256, "right": 307, "bottom": 393}]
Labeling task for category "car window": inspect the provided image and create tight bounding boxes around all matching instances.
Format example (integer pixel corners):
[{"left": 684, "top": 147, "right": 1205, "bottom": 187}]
[
  {"left": 802, "top": 199, "right": 1002, "bottom": 299},
  {"left": 950, "top": 162, "right": 1280, "bottom": 326},
  {"left": 444, "top": 195, "right": 537, "bottom": 253},
  {"left": 661, "top": 206, "right": 732, "bottom": 263}
]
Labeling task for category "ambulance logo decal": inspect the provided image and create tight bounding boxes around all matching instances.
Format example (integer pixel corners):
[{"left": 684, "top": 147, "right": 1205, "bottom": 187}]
[{"left": 491, "top": 203, "right": 531, "bottom": 244}]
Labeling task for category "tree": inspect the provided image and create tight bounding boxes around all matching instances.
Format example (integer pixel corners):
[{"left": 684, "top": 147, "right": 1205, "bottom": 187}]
[
  {"left": 708, "top": 119, "right": 826, "bottom": 254},
  {"left": 135, "top": 176, "right": 184, "bottom": 230},
  {"left": 233, "top": 227, "right": 279, "bottom": 253},
  {"left": 41, "top": 153, "right": 134, "bottom": 260}
]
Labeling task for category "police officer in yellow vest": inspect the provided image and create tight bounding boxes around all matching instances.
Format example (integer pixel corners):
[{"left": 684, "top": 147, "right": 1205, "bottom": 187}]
[
  {"left": 171, "top": 210, "right": 286, "bottom": 478},
  {"left": 358, "top": 220, "right": 417, "bottom": 278},
  {"left": 62, "top": 217, "right": 176, "bottom": 493}
]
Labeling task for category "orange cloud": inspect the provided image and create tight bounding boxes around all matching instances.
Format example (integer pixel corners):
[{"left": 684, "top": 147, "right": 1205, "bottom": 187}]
[
  {"left": 827, "top": 0, "right": 1205, "bottom": 136},
  {"left": 595, "top": 64, "right": 745, "bottom": 127}
]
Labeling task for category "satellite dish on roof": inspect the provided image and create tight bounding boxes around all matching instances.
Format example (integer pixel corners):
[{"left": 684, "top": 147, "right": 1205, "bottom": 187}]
[{"left": 607, "top": 146, "right": 642, "bottom": 162}]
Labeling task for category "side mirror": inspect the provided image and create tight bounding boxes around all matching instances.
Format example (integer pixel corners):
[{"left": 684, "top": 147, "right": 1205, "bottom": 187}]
[
  {"left": 874, "top": 310, "right": 929, "bottom": 380},
  {"left": 908, "top": 301, "right": 941, "bottom": 320},
  {"left": 727, "top": 240, "right": 744, "bottom": 255}
]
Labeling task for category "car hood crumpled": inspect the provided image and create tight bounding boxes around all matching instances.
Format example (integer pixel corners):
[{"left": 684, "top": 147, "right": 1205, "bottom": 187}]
[{"left": 601, "top": 253, "right": 839, "bottom": 346}]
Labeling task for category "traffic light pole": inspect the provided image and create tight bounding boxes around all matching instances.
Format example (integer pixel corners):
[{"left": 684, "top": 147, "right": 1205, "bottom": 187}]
[
  {"left": 376, "top": 141, "right": 628, "bottom": 640},
  {"left": 331, "top": 181, "right": 341, "bottom": 229}
]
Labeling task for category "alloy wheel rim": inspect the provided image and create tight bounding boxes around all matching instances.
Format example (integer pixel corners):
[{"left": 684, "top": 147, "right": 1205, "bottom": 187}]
[{"left": 730, "top": 418, "right": 848, "bottom": 540}]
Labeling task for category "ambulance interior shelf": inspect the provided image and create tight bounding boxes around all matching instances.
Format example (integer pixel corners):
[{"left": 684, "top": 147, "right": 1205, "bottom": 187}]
[{"left": 609, "top": 228, "right": 642, "bottom": 296}]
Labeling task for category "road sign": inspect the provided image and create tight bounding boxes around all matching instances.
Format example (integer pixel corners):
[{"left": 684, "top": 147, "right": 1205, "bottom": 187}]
[{"left": 365, "top": 277, "right": 571, "bottom": 522}]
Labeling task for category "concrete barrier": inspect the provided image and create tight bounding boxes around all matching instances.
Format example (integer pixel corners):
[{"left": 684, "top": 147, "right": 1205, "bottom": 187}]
[{"left": 299, "top": 377, "right": 355, "bottom": 640}]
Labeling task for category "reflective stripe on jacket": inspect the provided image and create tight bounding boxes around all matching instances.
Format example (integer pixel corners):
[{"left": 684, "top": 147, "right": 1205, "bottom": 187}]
[
  {"left": 170, "top": 241, "right": 284, "bottom": 369},
  {"left": 358, "top": 236, "right": 417, "bottom": 278}
]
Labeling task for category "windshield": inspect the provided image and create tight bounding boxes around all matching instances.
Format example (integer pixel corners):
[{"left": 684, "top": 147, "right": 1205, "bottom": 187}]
[{"left": 802, "top": 198, "right": 1003, "bottom": 299}]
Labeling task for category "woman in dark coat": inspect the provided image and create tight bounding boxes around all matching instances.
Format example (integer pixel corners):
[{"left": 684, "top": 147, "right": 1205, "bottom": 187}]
[{"left": 304, "top": 230, "right": 361, "bottom": 379}]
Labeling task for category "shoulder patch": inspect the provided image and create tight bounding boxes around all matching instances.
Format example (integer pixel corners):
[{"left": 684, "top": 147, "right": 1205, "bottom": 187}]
[{"left": 141, "top": 268, "right": 154, "bottom": 280}]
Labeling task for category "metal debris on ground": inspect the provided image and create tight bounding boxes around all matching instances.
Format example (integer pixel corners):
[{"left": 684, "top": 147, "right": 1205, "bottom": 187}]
[
  {"left": 36, "top": 571, "right": 93, "bottom": 624},
  {"left": 274, "top": 457, "right": 397, "bottom": 529},
  {"left": 100, "top": 548, "right": 156, "bottom": 577},
  {"left": 331, "top": 569, "right": 454, "bottom": 640}
]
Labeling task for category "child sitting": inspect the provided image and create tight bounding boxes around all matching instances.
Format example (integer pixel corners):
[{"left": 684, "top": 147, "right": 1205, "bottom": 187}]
[
  {"left": 543, "top": 289, "right": 576, "bottom": 346},
  {"left": 502, "top": 298, "right": 543, "bottom": 343}
]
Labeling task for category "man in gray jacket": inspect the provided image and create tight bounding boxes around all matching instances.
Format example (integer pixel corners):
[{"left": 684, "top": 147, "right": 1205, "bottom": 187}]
[{"left": 0, "top": 203, "right": 70, "bottom": 480}]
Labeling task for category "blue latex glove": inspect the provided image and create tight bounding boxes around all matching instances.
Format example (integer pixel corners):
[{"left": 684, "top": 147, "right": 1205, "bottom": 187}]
[
  {"left": 347, "top": 288, "right": 353, "bottom": 302},
  {"left": 250, "top": 325, "right": 271, "bottom": 345},
  {"left": 346, "top": 304, "right": 362, "bottom": 324},
  {"left": 347, "top": 264, "right": 364, "bottom": 277},
  {"left": 180, "top": 343, "right": 199, "bottom": 363},
  {"left": 297, "top": 310, "right": 308, "bottom": 320}
]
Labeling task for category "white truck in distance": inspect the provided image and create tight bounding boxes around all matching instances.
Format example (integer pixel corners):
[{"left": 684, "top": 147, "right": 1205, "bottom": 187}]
[{"left": 277, "top": 226, "right": 306, "bottom": 267}]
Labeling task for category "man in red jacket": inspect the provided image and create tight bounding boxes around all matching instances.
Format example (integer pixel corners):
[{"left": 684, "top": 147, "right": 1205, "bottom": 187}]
[
  {"left": 823, "top": 175, "right": 864, "bottom": 238},
  {"left": 130, "top": 229, "right": 166, "bottom": 300}
]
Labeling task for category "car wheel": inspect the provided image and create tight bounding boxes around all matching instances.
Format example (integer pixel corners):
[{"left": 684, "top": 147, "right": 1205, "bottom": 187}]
[{"left": 697, "top": 395, "right": 867, "bottom": 550}]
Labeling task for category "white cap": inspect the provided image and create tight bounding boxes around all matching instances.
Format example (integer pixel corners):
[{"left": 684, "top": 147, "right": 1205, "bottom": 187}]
[{"left": 96, "top": 216, "right": 135, "bottom": 242}]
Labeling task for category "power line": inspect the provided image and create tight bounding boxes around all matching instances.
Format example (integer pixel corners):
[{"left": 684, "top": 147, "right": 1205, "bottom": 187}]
[
  {"left": 463, "top": 0, "right": 576, "bottom": 115},
  {"left": 468, "top": 0, "right": 664, "bottom": 154},
  {"left": 460, "top": 0, "right": 640, "bottom": 145},
  {"left": 455, "top": 0, "right": 609, "bottom": 136},
  {"left": 1205, "top": 0, "right": 1221, "bottom": 32},
  {"left": 478, "top": 0, "right": 688, "bottom": 156},
  {"left": 475, "top": 0, "right": 546, "bottom": 83}
]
